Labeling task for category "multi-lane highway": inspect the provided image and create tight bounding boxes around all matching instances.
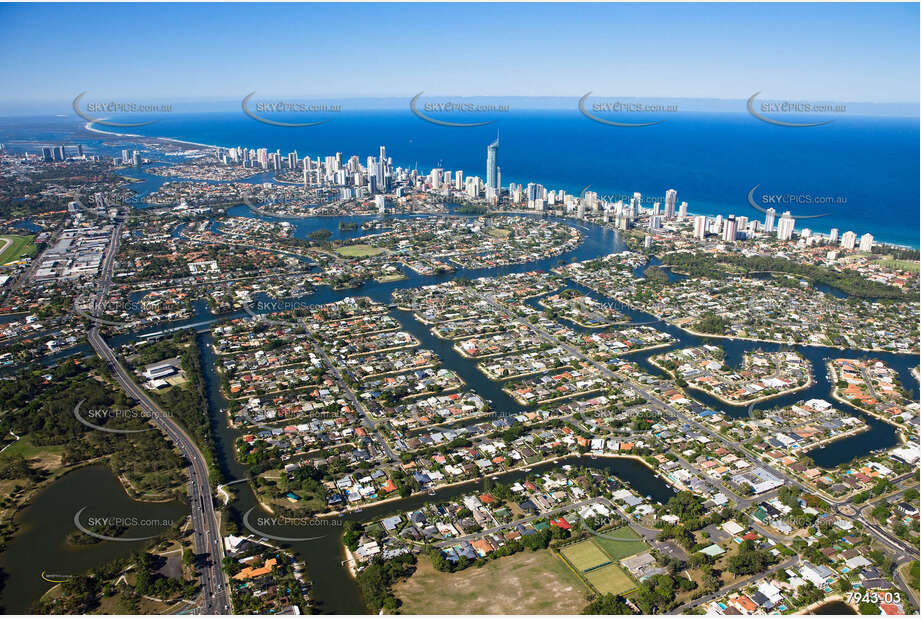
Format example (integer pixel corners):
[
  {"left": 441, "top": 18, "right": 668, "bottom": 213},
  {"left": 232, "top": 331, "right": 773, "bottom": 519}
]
[
  {"left": 87, "top": 212, "right": 229, "bottom": 614},
  {"left": 89, "top": 328, "right": 230, "bottom": 614}
]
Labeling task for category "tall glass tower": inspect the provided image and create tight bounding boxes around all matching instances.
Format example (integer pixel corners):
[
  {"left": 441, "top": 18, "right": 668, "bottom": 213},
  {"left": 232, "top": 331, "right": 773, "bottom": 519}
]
[{"left": 486, "top": 133, "right": 499, "bottom": 190}]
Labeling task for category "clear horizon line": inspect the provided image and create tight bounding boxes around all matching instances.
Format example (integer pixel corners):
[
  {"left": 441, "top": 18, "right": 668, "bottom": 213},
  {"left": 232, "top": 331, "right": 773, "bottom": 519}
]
[{"left": 1, "top": 94, "right": 920, "bottom": 106}]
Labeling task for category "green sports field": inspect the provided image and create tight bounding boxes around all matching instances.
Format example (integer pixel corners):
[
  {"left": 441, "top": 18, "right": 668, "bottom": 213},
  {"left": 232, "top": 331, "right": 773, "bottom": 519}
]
[
  {"left": 334, "top": 244, "right": 385, "bottom": 257},
  {"left": 561, "top": 539, "right": 611, "bottom": 571},
  {"left": 0, "top": 235, "right": 36, "bottom": 264},
  {"left": 584, "top": 563, "right": 636, "bottom": 595},
  {"left": 591, "top": 526, "right": 648, "bottom": 561}
]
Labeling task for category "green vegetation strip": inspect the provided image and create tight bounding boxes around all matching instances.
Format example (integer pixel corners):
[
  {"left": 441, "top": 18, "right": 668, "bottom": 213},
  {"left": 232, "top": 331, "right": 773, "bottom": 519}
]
[{"left": 661, "top": 252, "right": 910, "bottom": 299}]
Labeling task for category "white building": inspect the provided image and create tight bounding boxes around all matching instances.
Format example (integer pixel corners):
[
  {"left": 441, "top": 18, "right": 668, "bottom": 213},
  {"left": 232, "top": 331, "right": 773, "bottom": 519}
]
[
  {"left": 840, "top": 230, "right": 857, "bottom": 250},
  {"left": 776, "top": 211, "right": 795, "bottom": 241},
  {"left": 693, "top": 215, "right": 707, "bottom": 240}
]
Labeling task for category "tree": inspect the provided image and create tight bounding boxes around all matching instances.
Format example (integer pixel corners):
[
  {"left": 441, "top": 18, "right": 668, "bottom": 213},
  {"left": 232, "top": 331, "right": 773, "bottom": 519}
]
[
  {"left": 727, "top": 540, "right": 775, "bottom": 576},
  {"left": 582, "top": 594, "right": 632, "bottom": 614},
  {"left": 308, "top": 229, "right": 332, "bottom": 242},
  {"left": 871, "top": 502, "right": 890, "bottom": 524}
]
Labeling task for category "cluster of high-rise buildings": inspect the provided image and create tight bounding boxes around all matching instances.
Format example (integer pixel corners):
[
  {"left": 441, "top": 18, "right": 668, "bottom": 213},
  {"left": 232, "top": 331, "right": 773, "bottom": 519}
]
[
  {"left": 690, "top": 207, "right": 873, "bottom": 251},
  {"left": 219, "top": 144, "right": 408, "bottom": 205},
  {"left": 40, "top": 144, "right": 84, "bottom": 162},
  {"left": 216, "top": 138, "right": 508, "bottom": 210},
  {"left": 212, "top": 138, "right": 874, "bottom": 252},
  {"left": 119, "top": 149, "right": 142, "bottom": 167}
]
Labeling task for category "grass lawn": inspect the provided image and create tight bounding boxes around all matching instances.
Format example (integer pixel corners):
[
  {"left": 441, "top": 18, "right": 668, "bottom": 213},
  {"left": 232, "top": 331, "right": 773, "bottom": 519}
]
[
  {"left": 900, "top": 561, "right": 919, "bottom": 592},
  {"left": 561, "top": 539, "right": 611, "bottom": 571},
  {"left": 486, "top": 227, "right": 511, "bottom": 239},
  {"left": 394, "top": 549, "right": 588, "bottom": 614},
  {"left": 253, "top": 470, "right": 327, "bottom": 513},
  {"left": 881, "top": 258, "right": 920, "bottom": 273},
  {"left": 584, "top": 563, "right": 636, "bottom": 596},
  {"left": 335, "top": 244, "right": 385, "bottom": 258},
  {"left": 0, "top": 435, "right": 65, "bottom": 470},
  {"left": 592, "top": 526, "right": 649, "bottom": 561},
  {"left": 0, "top": 234, "right": 36, "bottom": 264}
]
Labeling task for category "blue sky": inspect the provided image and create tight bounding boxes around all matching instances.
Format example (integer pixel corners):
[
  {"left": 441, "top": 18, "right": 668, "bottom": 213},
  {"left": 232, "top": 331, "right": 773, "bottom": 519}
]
[{"left": 1, "top": 2, "right": 918, "bottom": 105}]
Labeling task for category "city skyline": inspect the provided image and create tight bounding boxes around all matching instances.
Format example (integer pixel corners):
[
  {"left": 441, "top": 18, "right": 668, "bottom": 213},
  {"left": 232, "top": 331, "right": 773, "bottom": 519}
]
[{"left": 0, "top": 4, "right": 917, "bottom": 616}]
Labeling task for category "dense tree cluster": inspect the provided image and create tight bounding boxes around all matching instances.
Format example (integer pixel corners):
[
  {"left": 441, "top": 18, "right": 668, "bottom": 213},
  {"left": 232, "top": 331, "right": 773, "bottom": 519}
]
[{"left": 661, "top": 252, "right": 909, "bottom": 299}]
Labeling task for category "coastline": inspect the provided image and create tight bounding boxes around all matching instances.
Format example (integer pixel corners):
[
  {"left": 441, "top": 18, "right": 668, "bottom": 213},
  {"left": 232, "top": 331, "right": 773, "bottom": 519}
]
[
  {"left": 81, "top": 121, "right": 223, "bottom": 150},
  {"left": 58, "top": 118, "right": 916, "bottom": 249}
]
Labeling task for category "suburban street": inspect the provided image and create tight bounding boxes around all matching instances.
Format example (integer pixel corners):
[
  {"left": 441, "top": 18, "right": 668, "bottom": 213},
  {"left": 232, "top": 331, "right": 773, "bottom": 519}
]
[{"left": 481, "top": 290, "right": 919, "bottom": 611}]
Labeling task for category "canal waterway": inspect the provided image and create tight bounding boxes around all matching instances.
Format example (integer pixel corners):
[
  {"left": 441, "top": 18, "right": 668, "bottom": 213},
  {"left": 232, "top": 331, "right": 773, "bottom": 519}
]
[{"left": 13, "top": 165, "right": 917, "bottom": 613}]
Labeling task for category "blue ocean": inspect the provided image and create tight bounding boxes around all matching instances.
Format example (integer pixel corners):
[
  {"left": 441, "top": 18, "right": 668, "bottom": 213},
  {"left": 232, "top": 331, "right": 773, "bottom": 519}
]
[{"left": 3, "top": 109, "right": 918, "bottom": 246}]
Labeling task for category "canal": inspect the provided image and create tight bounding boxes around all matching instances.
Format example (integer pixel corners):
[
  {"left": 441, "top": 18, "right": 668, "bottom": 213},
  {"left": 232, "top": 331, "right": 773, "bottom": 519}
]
[{"left": 14, "top": 165, "right": 917, "bottom": 612}]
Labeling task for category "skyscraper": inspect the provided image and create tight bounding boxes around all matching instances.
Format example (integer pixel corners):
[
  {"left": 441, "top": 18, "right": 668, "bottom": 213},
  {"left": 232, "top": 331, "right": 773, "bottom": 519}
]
[
  {"left": 859, "top": 233, "right": 874, "bottom": 252},
  {"left": 722, "top": 215, "right": 737, "bottom": 242},
  {"left": 840, "top": 231, "right": 857, "bottom": 249},
  {"left": 630, "top": 193, "right": 641, "bottom": 219},
  {"left": 735, "top": 216, "right": 748, "bottom": 233},
  {"left": 665, "top": 188, "right": 677, "bottom": 220},
  {"left": 776, "top": 211, "right": 795, "bottom": 241},
  {"left": 764, "top": 208, "right": 776, "bottom": 233},
  {"left": 829, "top": 228, "right": 839, "bottom": 243},
  {"left": 486, "top": 134, "right": 499, "bottom": 190},
  {"left": 678, "top": 201, "right": 688, "bottom": 221},
  {"left": 693, "top": 215, "right": 707, "bottom": 240}
]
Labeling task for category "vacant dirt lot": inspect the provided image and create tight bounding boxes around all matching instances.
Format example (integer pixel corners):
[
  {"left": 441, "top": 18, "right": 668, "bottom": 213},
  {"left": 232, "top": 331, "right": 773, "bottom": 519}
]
[{"left": 394, "top": 549, "right": 589, "bottom": 614}]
